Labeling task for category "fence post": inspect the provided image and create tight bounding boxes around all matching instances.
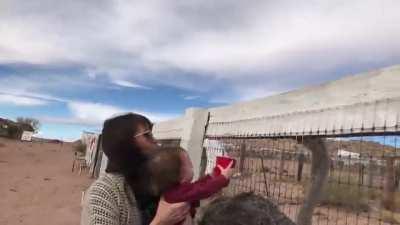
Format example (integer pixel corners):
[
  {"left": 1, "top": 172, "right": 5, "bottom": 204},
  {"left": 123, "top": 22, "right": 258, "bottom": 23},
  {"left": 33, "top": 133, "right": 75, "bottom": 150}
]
[
  {"left": 396, "top": 161, "right": 400, "bottom": 191},
  {"left": 297, "top": 138, "right": 329, "bottom": 225},
  {"left": 198, "top": 147, "right": 208, "bottom": 177},
  {"left": 279, "top": 149, "right": 285, "bottom": 179},
  {"left": 297, "top": 148, "right": 305, "bottom": 182},
  {"left": 366, "top": 157, "right": 375, "bottom": 187},
  {"left": 239, "top": 142, "right": 246, "bottom": 173},
  {"left": 180, "top": 108, "right": 209, "bottom": 180},
  {"left": 383, "top": 157, "right": 396, "bottom": 210}
]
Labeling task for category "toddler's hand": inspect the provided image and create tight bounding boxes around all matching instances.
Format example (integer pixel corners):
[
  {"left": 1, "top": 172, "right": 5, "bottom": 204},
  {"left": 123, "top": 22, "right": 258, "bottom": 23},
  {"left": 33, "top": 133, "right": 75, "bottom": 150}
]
[{"left": 217, "top": 161, "right": 234, "bottom": 179}]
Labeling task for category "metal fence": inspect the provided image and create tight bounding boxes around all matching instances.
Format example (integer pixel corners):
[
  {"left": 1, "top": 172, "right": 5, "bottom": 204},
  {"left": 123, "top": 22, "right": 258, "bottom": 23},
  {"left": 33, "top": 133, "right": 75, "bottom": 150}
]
[{"left": 203, "top": 134, "right": 400, "bottom": 225}]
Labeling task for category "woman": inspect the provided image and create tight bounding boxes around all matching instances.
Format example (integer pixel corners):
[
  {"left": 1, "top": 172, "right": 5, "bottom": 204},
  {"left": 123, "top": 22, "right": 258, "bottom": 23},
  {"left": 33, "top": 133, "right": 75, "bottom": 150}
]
[{"left": 81, "top": 113, "right": 190, "bottom": 225}]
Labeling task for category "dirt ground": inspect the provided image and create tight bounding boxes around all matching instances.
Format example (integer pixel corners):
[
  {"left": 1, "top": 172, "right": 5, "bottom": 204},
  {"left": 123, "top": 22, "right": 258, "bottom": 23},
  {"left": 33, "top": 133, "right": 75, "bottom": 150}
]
[{"left": 0, "top": 137, "right": 93, "bottom": 225}]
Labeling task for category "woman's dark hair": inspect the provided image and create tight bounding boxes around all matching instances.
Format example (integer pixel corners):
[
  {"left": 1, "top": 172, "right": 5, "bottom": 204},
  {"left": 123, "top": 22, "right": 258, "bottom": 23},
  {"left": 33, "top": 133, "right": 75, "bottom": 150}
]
[
  {"left": 101, "top": 113, "right": 158, "bottom": 224},
  {"left": 101, "top": 112, "right": 152, "bottom": 177}
]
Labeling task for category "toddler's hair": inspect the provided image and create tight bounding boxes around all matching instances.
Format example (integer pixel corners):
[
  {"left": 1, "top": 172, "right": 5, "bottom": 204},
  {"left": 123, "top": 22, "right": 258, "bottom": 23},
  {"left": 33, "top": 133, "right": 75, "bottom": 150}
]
[{"left": 146, "top": 146, "right": 185, "bottom": 195}]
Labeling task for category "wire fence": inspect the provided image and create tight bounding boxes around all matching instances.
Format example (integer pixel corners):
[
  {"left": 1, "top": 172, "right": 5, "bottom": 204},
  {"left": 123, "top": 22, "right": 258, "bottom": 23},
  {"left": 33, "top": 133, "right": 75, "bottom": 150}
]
[{"left": 203, "top": 134, "right": 400, "bottom": 225}]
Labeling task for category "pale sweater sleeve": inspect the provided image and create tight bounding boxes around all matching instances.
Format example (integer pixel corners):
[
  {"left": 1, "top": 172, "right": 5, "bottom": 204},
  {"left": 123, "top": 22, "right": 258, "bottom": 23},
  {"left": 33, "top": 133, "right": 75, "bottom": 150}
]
[{"left": 81, "top": 182, "right": 121, "bottom": 225}]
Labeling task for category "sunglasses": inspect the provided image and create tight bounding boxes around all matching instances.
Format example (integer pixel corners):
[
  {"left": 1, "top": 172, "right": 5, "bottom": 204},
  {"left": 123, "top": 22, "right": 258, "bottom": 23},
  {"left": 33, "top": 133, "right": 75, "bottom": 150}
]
[{"left": 134, "top": 130, "right": 153, "bottom": 139}]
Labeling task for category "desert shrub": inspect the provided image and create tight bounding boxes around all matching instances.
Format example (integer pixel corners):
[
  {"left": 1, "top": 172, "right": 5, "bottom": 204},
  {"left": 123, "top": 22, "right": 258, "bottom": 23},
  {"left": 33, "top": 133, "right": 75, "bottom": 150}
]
[
  {"left": 393, "top": 192, "right": 400, "bottom": 213},
  {"left": 381, "top": 209, "right": 400, "bottom": 225},
  {"left": 367, "top": 188, "right": 382, "bottom": 200},
  {"left": 16, "top": 117, "right": 40, "bottom": 133},
  {"left": 319, "top": 182, "right": 370, "bottom": 212},
  {"left": 7, "top": 124, "right": 22, "bottom": 139}
]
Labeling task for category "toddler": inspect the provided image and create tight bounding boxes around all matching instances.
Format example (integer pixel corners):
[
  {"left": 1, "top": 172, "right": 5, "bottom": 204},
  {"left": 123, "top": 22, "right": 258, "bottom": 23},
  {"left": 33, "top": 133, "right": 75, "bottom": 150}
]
[{"left": 146, "top": 147, "right": 234, "bottom": 225}]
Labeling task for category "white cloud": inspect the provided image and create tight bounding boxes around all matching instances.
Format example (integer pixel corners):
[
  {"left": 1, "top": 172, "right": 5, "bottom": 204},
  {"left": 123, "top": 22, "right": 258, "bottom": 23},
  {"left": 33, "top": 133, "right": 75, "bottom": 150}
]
[
  {"left": 0, "top": 73, "right": 104, "bottom": 103},
  {"left": 144, "top": 1, "right": 400, "bottom": 77},
  {"left": 0, "top": 93, "right": 49, "bottom": 106},
  {"left": 0, "top": 91, "right": 69, "bottom": 103},
  {"left": 183, "top": 95, "right": 200, "bottom": 100},
  {"left": 3, "top": 0, "right": 399, "bottom": 140},
  {"left": 40, "top": 101, "right": 180, "bottom": 126},
  {"left": 208, "top": 96, "right": 234, "bottom": 105},
  {"left": 236, "top": 88, "right": 278, "bottom": 102},
  {"left": 68, "top": 101, "right": 123, "bottom": 125},
  {"left": 112, "top": 79, "right": 151, "bottom": 89},
  {"left": 1, "top": 0, "right": 399, "bottom": 101},
  {"left": 209, "top": 86, "right": 279, "bottom": 104}
]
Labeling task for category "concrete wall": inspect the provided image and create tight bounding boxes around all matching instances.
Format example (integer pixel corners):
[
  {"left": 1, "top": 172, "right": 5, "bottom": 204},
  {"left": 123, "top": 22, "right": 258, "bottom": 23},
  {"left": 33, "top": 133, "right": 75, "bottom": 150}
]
[
  {"left": 153, "top": 117, "right": 184, "bottom": 140},
  {"left": 209, "top": 65, "right": 400, "bottom": 122},
  {"left": 155, "top": 65, "right": 400, "bottom": 140},
  {"left": 152, "top": 64, "right": 400, "bottom": 178},
  {"left": 206, "top": 98, "right": 400, "bottom": 137},
  {"left": 206, "top": 65, "right": 400, "bottom": 137}
]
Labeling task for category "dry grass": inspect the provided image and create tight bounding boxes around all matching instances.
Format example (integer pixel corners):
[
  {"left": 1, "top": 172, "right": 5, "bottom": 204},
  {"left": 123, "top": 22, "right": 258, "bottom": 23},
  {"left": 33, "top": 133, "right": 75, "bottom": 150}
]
[
  {"left": 319, "top": 182, "right": 371, "bottom": 212},
  {"left": 73, "top": 141, "right": 86, "bottom": 154},
  {"left": 381, "top": 209, "right": 400, "bottom": 225}
]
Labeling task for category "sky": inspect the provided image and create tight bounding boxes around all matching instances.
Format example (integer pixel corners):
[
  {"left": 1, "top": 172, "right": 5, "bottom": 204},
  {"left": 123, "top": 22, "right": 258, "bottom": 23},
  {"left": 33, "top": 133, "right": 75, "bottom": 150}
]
[{"left": 0, "top": 0, "right": 399, "bottom": 141}]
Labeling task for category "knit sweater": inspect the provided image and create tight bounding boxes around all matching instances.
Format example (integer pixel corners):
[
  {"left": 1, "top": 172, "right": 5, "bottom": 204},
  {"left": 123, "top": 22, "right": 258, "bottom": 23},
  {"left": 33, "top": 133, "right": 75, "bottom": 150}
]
[{"left": 81, "top": 173, "right": 142, "bottom": 225}]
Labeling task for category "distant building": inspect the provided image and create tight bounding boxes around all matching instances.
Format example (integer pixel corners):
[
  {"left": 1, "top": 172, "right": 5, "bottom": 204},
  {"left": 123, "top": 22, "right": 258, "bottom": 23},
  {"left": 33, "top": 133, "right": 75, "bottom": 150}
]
[
  {"left": 337, "top": 149, "right": 360, "bottom": 159},
  {"left": 21, "top": 131, "right": 34, "bottom": 141}
]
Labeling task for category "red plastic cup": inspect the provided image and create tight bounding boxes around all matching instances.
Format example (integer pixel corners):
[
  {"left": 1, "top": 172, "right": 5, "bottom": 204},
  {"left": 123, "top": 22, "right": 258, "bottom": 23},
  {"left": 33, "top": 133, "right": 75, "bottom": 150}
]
[{"left": 213, "top": 156, "right": 236, "bottom": 175}]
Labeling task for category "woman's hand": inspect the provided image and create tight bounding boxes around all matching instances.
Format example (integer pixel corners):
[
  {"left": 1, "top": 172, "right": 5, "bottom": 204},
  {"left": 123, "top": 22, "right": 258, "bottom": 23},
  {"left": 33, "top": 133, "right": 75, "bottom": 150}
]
[
  {"left": 181, "top": 215, "right": 194, "bottom": 225},
  {"left": 150, "top": 197, "right": 190, "bottom": 225},
  {"left": 217, "top": 161, "right": 234, "bottom": 179}
]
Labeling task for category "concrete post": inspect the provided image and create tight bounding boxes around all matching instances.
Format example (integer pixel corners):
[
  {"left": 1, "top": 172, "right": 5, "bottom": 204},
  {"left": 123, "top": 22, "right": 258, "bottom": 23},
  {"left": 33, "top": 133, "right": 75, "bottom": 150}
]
[
  {"left": 99, "top": 153, "right": 108, "bottom": 175},
  {"left": 297, "top": 138, "right": 329, "bottom": 225},
  {"left": 367, "top": 158, "right": 375, "bottom": 187},
  {"left": 238, "top": 142, "right": 246, "bottom": 173},
  {"left": 297, "top": 150, "right": 305, "bottom": 182},
  {"left": 396, "top": 161, "right": 400, "bottom": 191},
  {"left": 180, "top": 108, "right": 209, "bottom": 180}
]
